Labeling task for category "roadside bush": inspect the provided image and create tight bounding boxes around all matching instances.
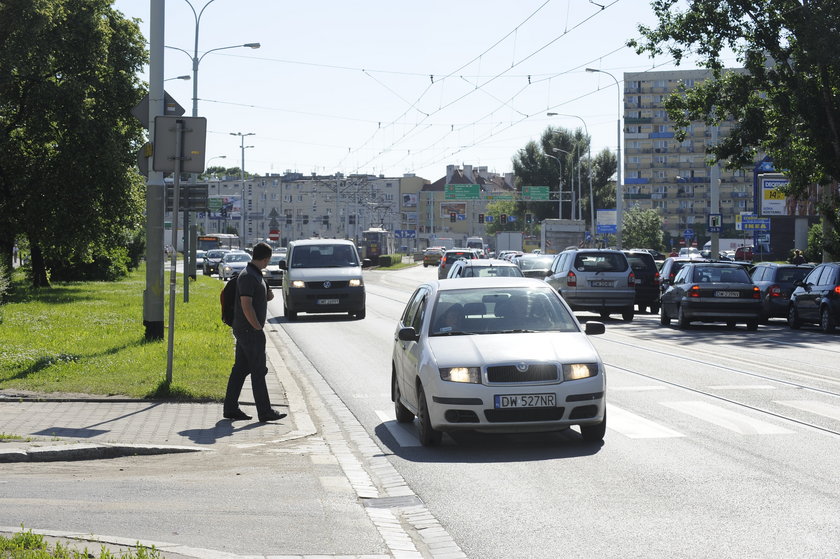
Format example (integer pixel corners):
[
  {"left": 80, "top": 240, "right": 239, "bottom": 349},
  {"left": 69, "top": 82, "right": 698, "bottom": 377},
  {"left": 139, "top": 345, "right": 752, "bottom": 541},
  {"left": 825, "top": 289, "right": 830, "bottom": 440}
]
[
  {"left": 47, "top": 246, "right": 131, "bottom": 282},
  {"left": 377, "top": 254, "right": 401, "bottom": 267},
  {"left": 806, "top": 221, "right": 840, "bottom": 262}
]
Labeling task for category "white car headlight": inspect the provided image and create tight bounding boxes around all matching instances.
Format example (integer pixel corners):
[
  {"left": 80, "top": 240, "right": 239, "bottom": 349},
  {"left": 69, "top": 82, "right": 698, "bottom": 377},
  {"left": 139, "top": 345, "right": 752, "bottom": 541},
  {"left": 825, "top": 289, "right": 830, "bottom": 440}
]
[
  {"left": 439, "top": 367, "right": 480, "bottom": 383},
  {"left": 291, "top": 280, "right": 306, "bottom": 288},
  {"left": 349, "top": 278, "right": 363, "bottom": 287},
  {"left": 563, "top": 363, "right": 598, "bottom": 381}
]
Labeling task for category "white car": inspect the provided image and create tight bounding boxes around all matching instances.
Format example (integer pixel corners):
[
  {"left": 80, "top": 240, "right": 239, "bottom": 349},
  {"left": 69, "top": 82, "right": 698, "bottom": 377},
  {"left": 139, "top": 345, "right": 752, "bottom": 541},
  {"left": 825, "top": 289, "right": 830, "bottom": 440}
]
[
  {"left": 219, "top": 251, "right": 251, "bottom": 281},
  {"left": 391, "top": 277, "right": 607, "bottom": 446}
]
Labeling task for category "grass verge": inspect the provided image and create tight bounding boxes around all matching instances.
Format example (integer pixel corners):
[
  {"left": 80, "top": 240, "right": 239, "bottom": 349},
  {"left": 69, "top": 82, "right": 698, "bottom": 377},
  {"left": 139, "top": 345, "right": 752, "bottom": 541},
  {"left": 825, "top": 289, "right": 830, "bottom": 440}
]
[
  {"left": 0, "top": 265, "right": 233, "bottom": 401},
  {"left": 0, "top": 527, "right": 161, "bottom": 559}
]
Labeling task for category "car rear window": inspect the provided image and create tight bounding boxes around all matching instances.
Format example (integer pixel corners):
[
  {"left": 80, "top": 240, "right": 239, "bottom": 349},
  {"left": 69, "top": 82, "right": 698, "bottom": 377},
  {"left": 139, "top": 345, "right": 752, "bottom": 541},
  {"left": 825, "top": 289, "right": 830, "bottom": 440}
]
[
  {"left": 625, "top": 255, "right": 656, "bottom": 273},
  {"left": 776, "top": 267, "right": 811, "bottom": 283},
  {"left": 574, "top": 253, "right": 627, "bottom": 272}
]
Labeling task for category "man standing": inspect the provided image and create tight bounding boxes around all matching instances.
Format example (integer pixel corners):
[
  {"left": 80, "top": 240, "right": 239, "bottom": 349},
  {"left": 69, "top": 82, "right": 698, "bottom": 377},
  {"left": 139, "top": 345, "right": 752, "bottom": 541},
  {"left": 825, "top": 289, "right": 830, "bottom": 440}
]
[{"left": 223, "top": 242, "right": 286, "bottom": 422}]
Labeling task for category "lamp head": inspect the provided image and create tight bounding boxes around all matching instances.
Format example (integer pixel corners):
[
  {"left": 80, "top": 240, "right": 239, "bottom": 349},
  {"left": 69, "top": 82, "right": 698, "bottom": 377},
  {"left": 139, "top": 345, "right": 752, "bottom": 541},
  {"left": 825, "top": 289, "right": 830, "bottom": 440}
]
[{"left": 244, "top": 43, "right": 261, "bottom": 49}]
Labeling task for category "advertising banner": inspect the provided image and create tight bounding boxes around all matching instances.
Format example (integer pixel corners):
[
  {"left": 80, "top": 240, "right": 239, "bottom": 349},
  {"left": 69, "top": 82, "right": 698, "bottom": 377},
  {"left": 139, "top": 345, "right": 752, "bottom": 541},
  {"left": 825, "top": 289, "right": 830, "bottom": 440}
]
[{"left": 208, "top": 195, "right": 241, "bottom": 220}]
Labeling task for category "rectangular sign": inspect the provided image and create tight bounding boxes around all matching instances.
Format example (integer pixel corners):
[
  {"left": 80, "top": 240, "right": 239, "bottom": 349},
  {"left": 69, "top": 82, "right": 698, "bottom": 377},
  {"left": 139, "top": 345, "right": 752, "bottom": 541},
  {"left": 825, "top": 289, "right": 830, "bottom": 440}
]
[
  {"left": 444, "top": 183, "right": 480, "bottom": 200},
  {"left": 760, "top": 176, "right": 789, "bottom": 216},
  {"left": 152, "top": 116, "right": 207, "bottom": 173},
  {"left": 165, "top": 183, "right": 209, "bottom": 212},
  {"left": 522, "top": 185, "right": 550, "bottom": 201}
]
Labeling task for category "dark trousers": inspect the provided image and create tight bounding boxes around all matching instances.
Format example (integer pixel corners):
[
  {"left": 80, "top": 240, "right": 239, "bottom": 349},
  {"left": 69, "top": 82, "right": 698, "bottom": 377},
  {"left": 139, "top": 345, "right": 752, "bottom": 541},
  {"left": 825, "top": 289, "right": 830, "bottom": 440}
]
[{"left": 224, "top": 329, "right": 271, "bottom": 415}]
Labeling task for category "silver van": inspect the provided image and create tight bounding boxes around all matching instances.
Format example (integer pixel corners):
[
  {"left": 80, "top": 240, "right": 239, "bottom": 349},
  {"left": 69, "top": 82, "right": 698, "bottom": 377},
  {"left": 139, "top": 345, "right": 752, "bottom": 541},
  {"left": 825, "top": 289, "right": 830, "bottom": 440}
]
[
  {"left": 279, "top": 239, "right": 366, "bottom": 320},
  {"left": 545, "top": 249, "right": 636, "bottom": 321}
]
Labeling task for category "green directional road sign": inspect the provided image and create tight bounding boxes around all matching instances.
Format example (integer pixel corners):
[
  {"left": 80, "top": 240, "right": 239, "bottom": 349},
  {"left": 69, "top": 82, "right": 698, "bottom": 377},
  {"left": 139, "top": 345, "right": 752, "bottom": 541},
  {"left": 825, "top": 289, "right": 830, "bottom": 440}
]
[
  {"left": 445, "top": 183, "right": 480, "bottom": 200},
  {"left": 522, "top": 185, "right": 550, "bottom": 201}
]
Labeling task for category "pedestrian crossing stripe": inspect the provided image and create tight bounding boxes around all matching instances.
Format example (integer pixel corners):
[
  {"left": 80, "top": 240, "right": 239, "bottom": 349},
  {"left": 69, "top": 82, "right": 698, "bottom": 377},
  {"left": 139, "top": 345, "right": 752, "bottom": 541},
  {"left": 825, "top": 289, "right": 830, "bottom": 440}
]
[
  {"left": 605, "top": 403, "right": 685, "bottom": 439},
  {"left": 775, "top": 400, "right": 840, "bottom": 422},
  {"left": 661, "top": 401, "right": 794, "bottom": 435}
]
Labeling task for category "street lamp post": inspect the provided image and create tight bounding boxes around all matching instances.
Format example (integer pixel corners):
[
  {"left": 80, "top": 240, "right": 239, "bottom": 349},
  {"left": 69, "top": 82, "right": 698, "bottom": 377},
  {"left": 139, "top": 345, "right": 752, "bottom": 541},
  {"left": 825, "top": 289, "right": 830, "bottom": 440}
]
[
  {"left": 165, "top": 0, "right": 260, "bottom": 292},
  {"left": 231, "top": 132, "right": 255, "bottom": 247},
  {"left": 545, "top": 153, "right": 564, "bottom": 219},
  {"left": 547, "top": 112, "right": 596, "bottom": 241},
  {"left": 553, "top": 147, "right": 575, "bottom": 220},
  {"left": 585, "top": 68, "right": 623, "bottom": 248}
]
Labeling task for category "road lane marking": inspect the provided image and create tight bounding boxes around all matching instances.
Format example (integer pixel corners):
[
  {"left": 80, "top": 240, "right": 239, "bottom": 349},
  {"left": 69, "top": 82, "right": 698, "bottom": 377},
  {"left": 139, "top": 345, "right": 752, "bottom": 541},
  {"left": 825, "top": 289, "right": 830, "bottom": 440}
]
[
  {"left": 662, "top": 401, "right": 794, "bottom": 435},
  {"left": 709, "top": 385, "right": 777, "bottom": 390},
  {"left": 606, "top": 403, "right": 685, "bottom": 439},
  {"left": 376, "top": 410, "right": 421, "bottom": 447},
  {"left": 775, "top": 400, "right": 840, "bottom": 422},
  {"left": 610, "top": 386, "right": 668, "bottom": 392}
]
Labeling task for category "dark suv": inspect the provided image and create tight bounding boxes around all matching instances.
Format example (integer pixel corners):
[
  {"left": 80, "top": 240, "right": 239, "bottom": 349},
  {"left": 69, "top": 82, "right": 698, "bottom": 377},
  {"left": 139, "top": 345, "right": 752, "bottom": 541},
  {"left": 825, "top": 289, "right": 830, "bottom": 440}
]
[
  {"left": 623, "top": 250, "right": 661, "bottom": 314},
  {"left": 658, "top": 256, "right": 708, "bottom": 295},
  {"left": 787, "top": 262, "right": 840, "bottom": 333},
  {"left": 750, "top": 263, "right": 814, "bottom": 322}
]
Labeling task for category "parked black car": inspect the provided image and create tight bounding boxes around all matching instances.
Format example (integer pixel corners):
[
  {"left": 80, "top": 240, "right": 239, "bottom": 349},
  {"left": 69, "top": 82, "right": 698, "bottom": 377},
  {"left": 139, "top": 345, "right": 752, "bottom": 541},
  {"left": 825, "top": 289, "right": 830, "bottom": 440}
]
[
  {"left": 660, "top": 262, "right": 761, "bottom": 330},
  {"left": 750, "top": 263, "right": 814, "bottom": 322},
  {"left": 787, "top": 262, "right": 840, "bottom": 333},
  {"left": 623, "top": 250, "right": 661, "bottom": 313}
]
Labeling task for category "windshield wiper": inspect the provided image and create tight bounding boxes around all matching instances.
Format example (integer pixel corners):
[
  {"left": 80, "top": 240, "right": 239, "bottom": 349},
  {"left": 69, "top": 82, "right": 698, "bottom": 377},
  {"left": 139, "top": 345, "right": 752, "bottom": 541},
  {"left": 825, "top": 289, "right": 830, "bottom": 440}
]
[{"left": 431, "top": 331, "right": 470, "bottom": 337}]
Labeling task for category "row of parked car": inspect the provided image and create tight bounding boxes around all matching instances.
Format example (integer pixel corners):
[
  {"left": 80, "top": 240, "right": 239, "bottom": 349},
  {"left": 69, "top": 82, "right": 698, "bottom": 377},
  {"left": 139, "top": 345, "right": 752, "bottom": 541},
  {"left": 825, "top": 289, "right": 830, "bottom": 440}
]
[{"left": 431, "top": 246, "right": 840, "bottom": 333}]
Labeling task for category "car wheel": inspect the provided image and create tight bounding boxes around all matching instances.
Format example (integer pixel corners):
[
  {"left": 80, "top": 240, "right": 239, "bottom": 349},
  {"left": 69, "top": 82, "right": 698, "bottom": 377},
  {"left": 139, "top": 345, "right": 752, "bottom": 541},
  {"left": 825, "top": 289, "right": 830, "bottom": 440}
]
[
  {"left": 746, "top": 320, "right": 758, "bottom": 331},
  {"left": 580, "top": 408, "right": 606, "bottom": 443},
  {"left": 637, "top": 304, "right": 646, "bottom": 314},
  {"left": 660, "top": 306, "right": 670, "bottom": 326},
  {"left": 820, "top": 306, "right": 836, "bottom": 333},
  {"left": 351, "top": 308, "right": 366, "bottom": 320},
  {"left": 622, "top": 307, "right": 634, "bottom": 322},
  {"left": 417, "top": 384, "right": 442, "bottom": 446},
  {"left": 599, "top": 311, "right": 610, "bottom": 320},
  {"left": 650, "top": 304, "right": 660, "bottom": 315},
  {"left": 423, "top": 263, "right": 428, "bottom": 267},
  {"left": 392, "top": 373, "right": 414, "bottom": 423},
  {"left": 787, "top": 304, "right": 801, "bottom": 329},
  {"left": 284, "top": 303, "right": 297, "bottom": 321},
  {"left": 677, "top": 305, "right": 691, "bottom": 328},
  {"left": 726, "top": 321, "right": 736, "bottom": 329}
]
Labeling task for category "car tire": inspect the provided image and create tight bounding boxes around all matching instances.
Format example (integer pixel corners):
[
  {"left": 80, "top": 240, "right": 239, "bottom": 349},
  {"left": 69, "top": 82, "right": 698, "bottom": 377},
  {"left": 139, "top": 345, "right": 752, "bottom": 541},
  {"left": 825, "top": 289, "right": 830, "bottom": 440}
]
[
  {"left": 660, "top": 306, "right": 670, "bottom": 326},
  {"left": 580, "top": 408, "right": 606, "bottom": 443},
  {"left": 746, "top": 320, "right": 758, "bottom": 331},
  {"left": 637, "top": 304, "right": 647, "bottom": 314},
  {"left": 599, "top": 311, "right": 611, "bottom": 320},
  {"left": 417, "top": 384, "right": 442, "bottom": 446},
  {"left": 351, "top": 308, "right": 366, "bottom": 320},
  {"left": 284, "top": 303, "right": 297, "bottom": 322},
  {"left": 677, "top": 305, "right": 691, "bottom": 328},
  {"left": 392, "top": 373, "right": 414, "bottom": 424},
  {"left": 622, "top": 307, "right": 634, "bottom": 322},
  {"left": 787, "top": 304, "right": 801, "bottom": 329},
  {"left": 650, "top": 304, "right": 660, "bottom": 315},
  {"left": 423, "top": 263, "right": 428, "bottom": 268},
  {"left": 820, "top": 306, "right": 836, "bottom": 333}
]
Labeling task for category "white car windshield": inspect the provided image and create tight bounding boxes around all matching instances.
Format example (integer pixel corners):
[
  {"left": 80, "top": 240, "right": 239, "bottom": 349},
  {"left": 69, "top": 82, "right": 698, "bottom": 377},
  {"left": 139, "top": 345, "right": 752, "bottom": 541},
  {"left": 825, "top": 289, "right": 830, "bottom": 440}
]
[
  {"left": 430, "top": 287, "right": 578, "bottom": 336},
  {"left": 291, "top": 245, "right": 358, "bottom": 268}
]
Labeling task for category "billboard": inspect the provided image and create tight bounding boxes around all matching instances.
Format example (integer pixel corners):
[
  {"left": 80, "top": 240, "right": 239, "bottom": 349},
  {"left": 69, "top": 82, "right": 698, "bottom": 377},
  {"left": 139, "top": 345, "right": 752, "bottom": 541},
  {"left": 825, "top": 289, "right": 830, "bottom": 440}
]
[
  {"left": 440, "top": 202, "right": 466, "bottom": 218},
  {"left": 208, "top": 195, "right": 241, "bottom": 220},
  {"left": 759, "top": 175, "right": 789, "bottom": 216},
  {"left": 402, "top": 193, "right": 418, "bottom": 207}
]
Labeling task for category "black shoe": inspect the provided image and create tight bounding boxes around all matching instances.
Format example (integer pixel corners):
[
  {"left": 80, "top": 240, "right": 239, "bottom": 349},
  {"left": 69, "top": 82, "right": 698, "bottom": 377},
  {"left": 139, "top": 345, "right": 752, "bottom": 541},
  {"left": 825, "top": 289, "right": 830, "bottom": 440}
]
[
  {"left": 258, "top": 409, "right": 287, "bottom": 422},
  {"left": 223, "top": 409, "right": 252, "bottom": 421}
]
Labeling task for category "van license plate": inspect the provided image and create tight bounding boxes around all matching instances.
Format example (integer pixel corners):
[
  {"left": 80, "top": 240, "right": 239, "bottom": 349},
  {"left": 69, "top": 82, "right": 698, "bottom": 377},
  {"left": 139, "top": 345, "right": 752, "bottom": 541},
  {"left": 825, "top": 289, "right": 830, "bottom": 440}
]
[
  {"left": 317, "top": 298, "right": 340, "bottom": 305},
  {"left": 494, "top": 393, "right": 556, "bottom": 408},
  {"left": 590, "top": 280, "right": 613, "bottom": 287}
]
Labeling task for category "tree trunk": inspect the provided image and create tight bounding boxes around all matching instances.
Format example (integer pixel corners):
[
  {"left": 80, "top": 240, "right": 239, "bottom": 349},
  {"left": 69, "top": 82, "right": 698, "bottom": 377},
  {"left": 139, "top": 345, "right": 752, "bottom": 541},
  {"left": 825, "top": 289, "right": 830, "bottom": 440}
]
[{"left": 27, "top": 234, "right": 50, "bottom": 288}]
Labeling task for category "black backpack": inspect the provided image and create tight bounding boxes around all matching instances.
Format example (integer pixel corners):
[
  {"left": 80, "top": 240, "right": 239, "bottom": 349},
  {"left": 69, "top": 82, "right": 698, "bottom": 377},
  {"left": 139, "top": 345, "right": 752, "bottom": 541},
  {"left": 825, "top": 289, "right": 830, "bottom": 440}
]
[{"left": 220, "top": 276, "right": 238, "bottom": 326}]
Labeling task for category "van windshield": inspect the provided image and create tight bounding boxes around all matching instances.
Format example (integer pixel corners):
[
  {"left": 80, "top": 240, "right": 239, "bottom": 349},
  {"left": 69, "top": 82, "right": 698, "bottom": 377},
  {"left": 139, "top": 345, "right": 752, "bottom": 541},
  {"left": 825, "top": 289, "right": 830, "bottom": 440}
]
[{"left": 291, "top": 245, "right": 359, "bottom": 268}]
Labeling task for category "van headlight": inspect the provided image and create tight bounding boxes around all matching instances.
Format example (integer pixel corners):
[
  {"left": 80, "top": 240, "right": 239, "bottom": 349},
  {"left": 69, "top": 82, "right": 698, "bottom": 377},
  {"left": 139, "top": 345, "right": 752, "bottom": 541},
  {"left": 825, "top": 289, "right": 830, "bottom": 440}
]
[
  {"left": 563, "top": 363, "right": 598, "bottom": 381},
  {"left": 349, "top": 278, "right": 363, "bottom": 287},
  {"left": 439, "top": 367, "right": 480, "bottom": 383},
  {"left": 291, "top": 280, "right": 306, "bottom": 288}
]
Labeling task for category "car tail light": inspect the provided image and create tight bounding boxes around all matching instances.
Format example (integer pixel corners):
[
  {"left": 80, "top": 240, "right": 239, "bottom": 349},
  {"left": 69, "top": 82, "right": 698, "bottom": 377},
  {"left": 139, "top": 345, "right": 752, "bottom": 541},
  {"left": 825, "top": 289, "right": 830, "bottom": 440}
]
[
  {"left": 834, "top": 285, "right": 840, "bottom": 295},
  {"left": 654, "top": 271, "right": 661, "bottom": 286},
  {"left": 628, "top": 271, "right": 636, "bottom": 286},
  {"left": 768, "top": 284, "right": 782, "bottom": 298},
  {"left": 567, "top": 271, "right": 577, "bottom": 287},
  {"left": 752, "top": 286, "right": 761, "bottom": 299},
  {"left": 688, "top": 285, "right": 701, "bottom": 297}
]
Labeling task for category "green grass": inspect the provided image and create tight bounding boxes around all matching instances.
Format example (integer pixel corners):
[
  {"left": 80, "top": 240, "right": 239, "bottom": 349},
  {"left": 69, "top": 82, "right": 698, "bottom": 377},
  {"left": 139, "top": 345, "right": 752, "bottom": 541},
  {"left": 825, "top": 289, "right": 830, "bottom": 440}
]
[
  {"left": 0, "top": 265, "right": 233, "bottom": 401},
  {"left": 0, "top": 527, "right": 161, "bottom": 559}
]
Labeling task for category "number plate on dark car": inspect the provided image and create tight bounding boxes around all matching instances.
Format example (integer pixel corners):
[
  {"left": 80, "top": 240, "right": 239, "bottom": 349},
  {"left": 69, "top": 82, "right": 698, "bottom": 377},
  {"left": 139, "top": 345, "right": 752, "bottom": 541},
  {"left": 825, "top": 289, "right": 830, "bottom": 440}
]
[{"left": 714, "top": 291, "right": 739, "bottom": 298}]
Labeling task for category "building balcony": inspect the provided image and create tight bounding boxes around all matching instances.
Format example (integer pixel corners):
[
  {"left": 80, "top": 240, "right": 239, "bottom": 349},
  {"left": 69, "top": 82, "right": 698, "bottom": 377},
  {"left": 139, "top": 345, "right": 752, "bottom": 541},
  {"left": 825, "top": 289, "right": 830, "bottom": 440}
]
[{"left": 625, "top": 193, "right": 652, "bottom": 200}]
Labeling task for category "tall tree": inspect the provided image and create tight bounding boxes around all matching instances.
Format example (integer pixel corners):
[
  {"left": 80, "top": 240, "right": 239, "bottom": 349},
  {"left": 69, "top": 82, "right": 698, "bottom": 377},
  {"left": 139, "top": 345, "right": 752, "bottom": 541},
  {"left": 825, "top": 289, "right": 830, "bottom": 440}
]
[
  {"left": 0, "top": 0, "right": 147, "bottom": 286},
  {"left": 630, "top": 0, "right": 840, "bottom": 257}
]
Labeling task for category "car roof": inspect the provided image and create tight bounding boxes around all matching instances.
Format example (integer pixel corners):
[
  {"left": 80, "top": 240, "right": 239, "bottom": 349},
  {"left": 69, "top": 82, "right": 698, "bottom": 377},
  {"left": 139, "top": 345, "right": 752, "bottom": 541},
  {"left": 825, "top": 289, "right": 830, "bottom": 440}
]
[
  {"left": 289, "top": 238, "right": 355, "bottom": 247},
  {"left": 433, "top": 276, "right": 554, "bottom": 292},
  {"left": 457, "top": 258, "right": 517, "bottom": 267}
]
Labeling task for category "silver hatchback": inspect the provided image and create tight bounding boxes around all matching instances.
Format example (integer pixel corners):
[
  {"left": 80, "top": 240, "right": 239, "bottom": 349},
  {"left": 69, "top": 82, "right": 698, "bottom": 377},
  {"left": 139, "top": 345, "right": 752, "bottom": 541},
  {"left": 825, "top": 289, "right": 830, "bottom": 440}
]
[{"left": 545, "top": 249, "right": 636, "bottom": 321}]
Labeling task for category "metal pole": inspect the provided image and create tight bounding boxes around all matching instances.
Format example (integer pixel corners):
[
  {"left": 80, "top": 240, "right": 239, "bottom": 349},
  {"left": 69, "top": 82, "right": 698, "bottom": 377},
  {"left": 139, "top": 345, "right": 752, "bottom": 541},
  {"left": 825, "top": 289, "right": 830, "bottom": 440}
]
[
  {"left": 586, "top": 68, "right": 623, "bottom": 248},
  {"left": 166, "top": 119, "right": 184, "bottom": 384},
  {"left": 143, "top": 0, "right": 165, "bottom": 341}
]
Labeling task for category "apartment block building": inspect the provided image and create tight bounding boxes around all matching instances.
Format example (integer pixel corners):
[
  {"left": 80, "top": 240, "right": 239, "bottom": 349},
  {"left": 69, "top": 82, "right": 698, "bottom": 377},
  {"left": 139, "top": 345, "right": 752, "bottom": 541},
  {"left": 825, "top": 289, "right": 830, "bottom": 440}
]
[{"left": 622, "top": 69, "right": 755, "bottom": 242}]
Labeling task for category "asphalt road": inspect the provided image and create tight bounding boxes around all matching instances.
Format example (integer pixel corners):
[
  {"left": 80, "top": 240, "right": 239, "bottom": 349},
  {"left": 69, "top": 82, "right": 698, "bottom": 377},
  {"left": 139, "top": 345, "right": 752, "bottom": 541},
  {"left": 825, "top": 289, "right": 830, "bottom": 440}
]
[{"left": 281, "top": 263, "right": 840, "bottom": 558}]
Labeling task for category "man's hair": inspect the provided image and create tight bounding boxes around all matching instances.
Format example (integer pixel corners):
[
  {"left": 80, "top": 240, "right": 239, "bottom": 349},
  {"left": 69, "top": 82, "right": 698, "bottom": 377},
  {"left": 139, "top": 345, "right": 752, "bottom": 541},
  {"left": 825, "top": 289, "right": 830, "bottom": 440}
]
[{"left": 252, "top": 242, "right": 272, "bottom": 261}]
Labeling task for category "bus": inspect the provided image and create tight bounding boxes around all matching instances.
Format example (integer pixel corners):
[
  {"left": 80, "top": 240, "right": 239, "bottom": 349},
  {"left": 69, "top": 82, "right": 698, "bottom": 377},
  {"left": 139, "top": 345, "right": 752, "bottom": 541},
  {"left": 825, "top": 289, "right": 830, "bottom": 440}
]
[
  {"left": 197, "top": 233, "right": 240, "bottom": 251},
  {"left": 359, "top": 228, "right": 394, "bottom": 263}
]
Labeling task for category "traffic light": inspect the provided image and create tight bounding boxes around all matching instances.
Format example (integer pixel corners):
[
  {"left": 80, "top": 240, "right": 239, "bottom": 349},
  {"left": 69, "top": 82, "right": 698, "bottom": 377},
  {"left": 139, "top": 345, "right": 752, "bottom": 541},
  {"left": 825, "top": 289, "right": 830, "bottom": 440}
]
[
  {"left": 478, "top": 213, "right": 485, "bottom": 224},
  {"left": 525, "top": 213, "right": 533, "bottom": 224},
  {"left": 500, "top": 213, "right": 507, "bottom": 223},
  {"left": 450, "top": 212, "right": 456, "bottom": 222}
]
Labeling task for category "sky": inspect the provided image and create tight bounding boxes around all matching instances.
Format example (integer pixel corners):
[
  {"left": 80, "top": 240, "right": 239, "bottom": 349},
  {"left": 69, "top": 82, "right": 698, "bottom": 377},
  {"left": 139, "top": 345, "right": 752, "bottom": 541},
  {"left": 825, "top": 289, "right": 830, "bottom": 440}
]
[{"left": 113, "top": 0, "right": 711, "bottom": 182}]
